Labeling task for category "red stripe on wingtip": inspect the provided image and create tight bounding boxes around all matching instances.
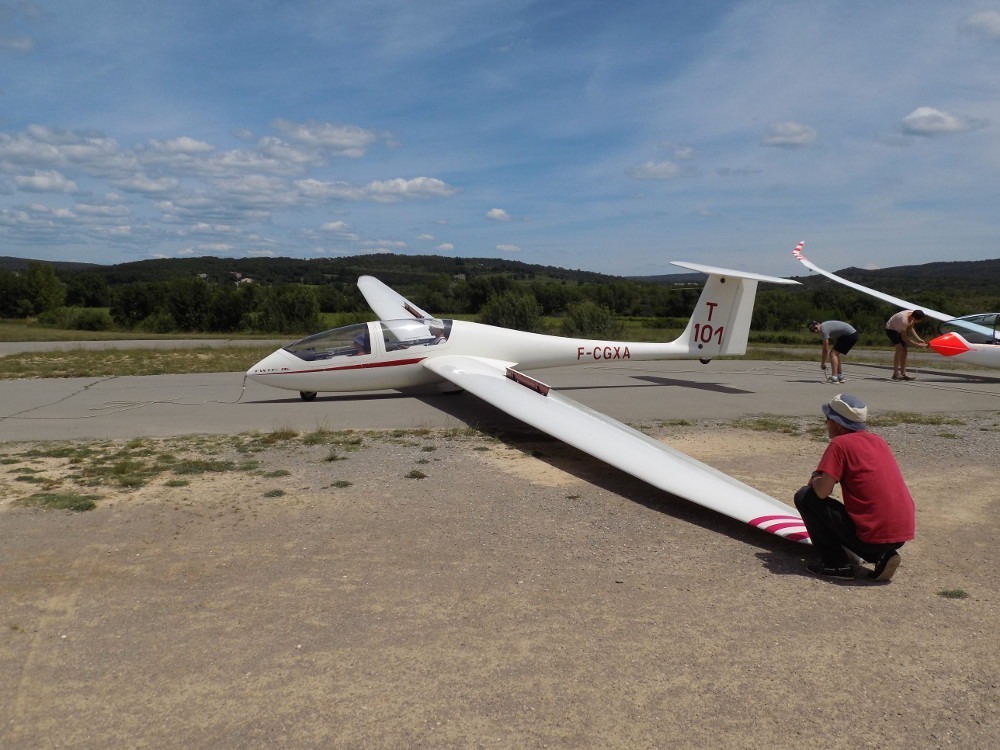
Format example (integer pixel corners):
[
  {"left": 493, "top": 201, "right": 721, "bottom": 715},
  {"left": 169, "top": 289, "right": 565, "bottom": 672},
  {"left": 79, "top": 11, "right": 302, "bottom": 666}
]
[
  {"left": 762, "top": 521, "right": 808, "bottom": 533},
  {"left": 750, "top": 514, "right": 810, "bottom": 542}
]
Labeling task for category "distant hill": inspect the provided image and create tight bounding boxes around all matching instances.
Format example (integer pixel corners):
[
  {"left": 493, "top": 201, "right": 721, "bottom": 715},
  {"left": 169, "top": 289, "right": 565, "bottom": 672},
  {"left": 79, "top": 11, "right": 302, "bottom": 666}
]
[
  {"left": 0, "top": 256, "right": 104, "bottom": 273},
  {"left": 24, "top": 254, "right": 618, "bottom": 288},
  {"left": 3, "top": 253, "right": 999, "bottom": 298},
  {"left": 795, "top": 259, "right": 1000, "bottom": 297}
]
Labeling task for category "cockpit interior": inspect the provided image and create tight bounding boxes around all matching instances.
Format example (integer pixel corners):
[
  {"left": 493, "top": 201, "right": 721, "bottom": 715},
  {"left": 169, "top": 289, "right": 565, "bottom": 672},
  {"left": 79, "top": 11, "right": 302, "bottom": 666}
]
[{"left": 284, "top": 318, "right": 453, "bottom": 361}]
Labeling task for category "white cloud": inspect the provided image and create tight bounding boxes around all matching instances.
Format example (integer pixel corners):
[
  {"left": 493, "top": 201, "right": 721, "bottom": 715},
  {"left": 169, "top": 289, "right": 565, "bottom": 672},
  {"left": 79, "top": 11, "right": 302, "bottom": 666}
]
[
  {"left": 760, "top": 121, "right": 817, "bottom": 148},
  {"left": 625, "top": 160, "right": 682, "bottom": 180},
  {"left": 183, "top": 222, "right": 241, "bottom": 237},
  {"left": 74, "top": 201, "right": 130, "bottom": 218},
  {"left": 660, "top": 141, "right": 695, "bottom": 160},
  {"left": 901, "top": 106, "right": 989, "bottom": 136},
  {"left": 416, "top": 233, "right": 434, "bottom": 240},
  {"left": 271, "top": 119, "right": 381, "bottom": 158},
  {"left": 15, "top": 170, "right": 78, "bottom": 193},
  {"left": 321, "top": 220, "right": 352, "bottom": 232},
  {"left": 434, "top": 243, "right": 454, "bottom": 251},
  {"left": 486, "top": 207, "right": 511, "bottom": 221},
  {"left": 496, "top": 243, "right": 520, "bottom": 253},
  {"left": 147, "top": 137, "right": 215, "bottom": 155},
  {"left": 962, "top": 10, "right": 1000, "bottom": 39},
  {"left": 318, "top": 220, "right": 358, "bottom": 240},
  {"left": 0, "top": 35, "right": 34, "bottom": 52},
  {"left": 110, "top": 173, "right": 180, "bottom": 194},
  {"left": 296, "top": 176, "right": 456, "bottom": 202},
  {"left": 255, "top": 137, "right": 324, "bottom": 167},
  {"left": 359, "top": 239, "right": 407, "bottom": 249}
]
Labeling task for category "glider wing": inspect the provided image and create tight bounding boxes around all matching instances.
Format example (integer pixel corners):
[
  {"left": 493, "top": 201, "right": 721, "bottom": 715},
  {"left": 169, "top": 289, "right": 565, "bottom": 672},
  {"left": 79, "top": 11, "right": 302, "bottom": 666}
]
[
  {"left": 792, "top": 241, "right": 953, "bottom": 322},
  {"left": 358, "top": 275, "right": 434, "bottom": 321},
  {"left": 792, "top": 242, "right": 1000, "bottom": 342},
  {"left": 422, "top": 354, "right": 810, "bottom": 544}
]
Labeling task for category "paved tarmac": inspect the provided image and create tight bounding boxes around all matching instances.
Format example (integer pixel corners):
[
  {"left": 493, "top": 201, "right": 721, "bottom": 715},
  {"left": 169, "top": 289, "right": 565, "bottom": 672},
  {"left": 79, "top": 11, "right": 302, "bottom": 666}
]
[{"left": 2, "top": 355, "right": 998, "bottom": 443}]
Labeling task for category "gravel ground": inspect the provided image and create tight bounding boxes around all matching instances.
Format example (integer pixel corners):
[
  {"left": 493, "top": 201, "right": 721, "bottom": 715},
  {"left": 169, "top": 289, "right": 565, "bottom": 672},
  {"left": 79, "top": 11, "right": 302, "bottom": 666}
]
[{"left": 1, "top": 413, "right": 999, "bottom": 749}]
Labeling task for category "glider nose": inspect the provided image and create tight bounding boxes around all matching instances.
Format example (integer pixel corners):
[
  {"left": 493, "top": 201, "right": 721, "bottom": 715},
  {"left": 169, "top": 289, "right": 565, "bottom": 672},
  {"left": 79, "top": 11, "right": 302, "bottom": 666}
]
[
  {"left": 247, "top": 348, "right": 294, "bottom": 383},
  {"left": 928, "top": 332, "right": 973, "bottom": 357}
]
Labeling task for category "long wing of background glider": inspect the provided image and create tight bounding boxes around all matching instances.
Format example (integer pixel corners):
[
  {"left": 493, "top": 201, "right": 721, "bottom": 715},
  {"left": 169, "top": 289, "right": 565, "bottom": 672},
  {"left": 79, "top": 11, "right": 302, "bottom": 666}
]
[
  {"left": 423, "top": 354, "right": 809, "bottom": 544},
  {"left": 791, "top": 241, "right": 952, "bottom": 322},
  {"left": 358, "top": 275, "right": 434, "bottom": 321}
]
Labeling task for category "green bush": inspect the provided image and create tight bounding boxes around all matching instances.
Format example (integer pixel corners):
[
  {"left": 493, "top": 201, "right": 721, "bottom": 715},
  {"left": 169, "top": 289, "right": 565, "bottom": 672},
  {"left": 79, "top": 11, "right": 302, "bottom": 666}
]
[
  {"left": 479, "top": 290, "right": 543, "bottom": 332},
  {"left": 559, "top": 300, "right": 624, "bottom": 338},
  {"left": 36, "top": 307, "right": 115, "bottom": 331},
  {"left": 138, "top": 309, "right": 177, "bottom": 333}
]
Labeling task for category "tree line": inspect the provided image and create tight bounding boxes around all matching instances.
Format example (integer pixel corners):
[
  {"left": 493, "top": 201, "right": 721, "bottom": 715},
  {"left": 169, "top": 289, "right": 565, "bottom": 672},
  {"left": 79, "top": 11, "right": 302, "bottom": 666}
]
[{"left": 2, "top": 256, "right": 998, "bottom": 340}]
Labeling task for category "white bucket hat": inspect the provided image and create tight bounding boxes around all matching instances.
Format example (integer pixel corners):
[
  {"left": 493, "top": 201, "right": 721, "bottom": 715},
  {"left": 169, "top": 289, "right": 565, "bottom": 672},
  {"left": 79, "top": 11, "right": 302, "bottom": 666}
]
[{"left": 822, "top": 393, "right": 868, "bottom": 431}]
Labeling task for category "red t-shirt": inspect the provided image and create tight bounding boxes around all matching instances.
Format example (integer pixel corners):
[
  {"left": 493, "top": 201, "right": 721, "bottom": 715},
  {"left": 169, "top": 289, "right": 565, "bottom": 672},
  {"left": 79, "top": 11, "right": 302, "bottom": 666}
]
[{"left": 817, "top": 431, "right": 916, "bottom": 543}]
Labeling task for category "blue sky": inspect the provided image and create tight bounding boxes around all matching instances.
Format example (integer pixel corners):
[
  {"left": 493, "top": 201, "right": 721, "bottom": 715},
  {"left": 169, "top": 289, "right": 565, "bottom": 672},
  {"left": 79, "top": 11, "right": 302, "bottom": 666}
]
[{"left": 1, "top": 1, "right": 999, "bottom": 277}]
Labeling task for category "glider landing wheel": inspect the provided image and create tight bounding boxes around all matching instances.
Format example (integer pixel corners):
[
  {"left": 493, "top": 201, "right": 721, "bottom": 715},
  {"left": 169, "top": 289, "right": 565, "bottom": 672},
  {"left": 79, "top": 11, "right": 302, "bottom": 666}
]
[{"left": 299, "top": 391, "right": 317, "bottom": 401}]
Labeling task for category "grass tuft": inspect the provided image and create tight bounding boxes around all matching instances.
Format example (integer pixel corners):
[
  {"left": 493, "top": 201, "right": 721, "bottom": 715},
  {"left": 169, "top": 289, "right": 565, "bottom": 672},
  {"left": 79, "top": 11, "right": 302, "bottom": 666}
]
[
  {"left": 172, "top": 459, "right": 237, "bottom": 475},
  {"left": 14, "top": 492, "right": 100, "bottom": 512},
  {"left": 731, "top": 416, "right": 802, "bottom": 434},
  {"left": 872, "top": 412, "right": 965, "bottom": 427},
  {"left": 938, "top": 589, "right": 969, "bottom": 599}
]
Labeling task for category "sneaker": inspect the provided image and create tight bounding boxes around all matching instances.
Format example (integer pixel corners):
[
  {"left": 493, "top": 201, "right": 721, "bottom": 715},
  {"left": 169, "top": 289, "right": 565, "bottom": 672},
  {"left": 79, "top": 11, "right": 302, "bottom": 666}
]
[
  {"left": 901, "top": 375, "right": 915, "bottom": 381},
  {"left": 891, "top": 374, "right": 903, "bottom": 381},
  {"left": 806, "top": 562, "right": 855, "bottom": 580},
  {"left": 836, "top": 375, "right": 845, "bottom": 383},
  {"left": 868, "top": 551, "right": 901, "bottom": 582},
  {"left": 826, "top": 376, "right": 838, "bottom": 383}
]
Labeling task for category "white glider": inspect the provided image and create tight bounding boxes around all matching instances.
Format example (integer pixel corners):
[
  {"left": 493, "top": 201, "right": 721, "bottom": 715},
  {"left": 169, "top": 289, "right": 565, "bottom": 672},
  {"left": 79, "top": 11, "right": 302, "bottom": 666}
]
[
  {"left": 792, "top": 241, "right": 1000, "bottom": 369},
  {"left": 248, "top": 263, "right": 809, "bottom": 544}
]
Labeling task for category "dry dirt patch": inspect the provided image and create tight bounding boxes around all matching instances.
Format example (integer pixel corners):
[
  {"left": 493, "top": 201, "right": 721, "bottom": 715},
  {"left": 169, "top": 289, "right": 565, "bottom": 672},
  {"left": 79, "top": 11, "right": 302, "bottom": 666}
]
[{"left": 2, "top": 418, "right": 998, "bottom": 749}]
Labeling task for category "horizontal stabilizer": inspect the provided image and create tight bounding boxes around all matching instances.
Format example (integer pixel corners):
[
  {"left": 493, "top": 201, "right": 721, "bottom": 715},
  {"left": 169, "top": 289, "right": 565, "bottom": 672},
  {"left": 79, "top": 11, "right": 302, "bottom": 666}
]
[{"left": 672, "top": 261, "right": 798, "bottom": 285}]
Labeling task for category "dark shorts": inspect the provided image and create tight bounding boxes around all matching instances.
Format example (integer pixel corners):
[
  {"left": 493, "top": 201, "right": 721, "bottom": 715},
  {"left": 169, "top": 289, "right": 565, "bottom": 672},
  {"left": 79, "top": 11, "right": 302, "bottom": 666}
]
[
  {"left": 833, "top": 331, "right": 858, "bottom": 355},
  {"left": 886, "top": 329, "right": 906, "bottom": 347}
]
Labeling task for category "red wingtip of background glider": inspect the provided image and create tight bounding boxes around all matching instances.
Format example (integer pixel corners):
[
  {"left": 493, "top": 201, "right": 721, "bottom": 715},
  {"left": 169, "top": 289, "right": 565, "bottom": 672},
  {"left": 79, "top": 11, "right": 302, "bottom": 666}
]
[{"left": 929, "top": 332, "right": 972, "bottom": 357}]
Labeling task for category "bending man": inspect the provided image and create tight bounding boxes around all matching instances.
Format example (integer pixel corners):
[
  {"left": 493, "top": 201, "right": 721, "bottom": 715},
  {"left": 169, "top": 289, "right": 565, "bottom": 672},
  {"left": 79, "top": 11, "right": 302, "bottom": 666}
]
[
  {"left": 885, "top": 309, "right": 927, "bottom": 381},
  {"left": 808, "top": 320, "right": 858, "bottom": 383}
]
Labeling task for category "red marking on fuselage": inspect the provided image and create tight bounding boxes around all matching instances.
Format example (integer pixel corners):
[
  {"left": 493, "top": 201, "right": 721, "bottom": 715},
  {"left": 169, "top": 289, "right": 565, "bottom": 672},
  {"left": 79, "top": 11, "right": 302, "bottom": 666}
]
[
  {"left": 705, "top": 301, "right": 718, "bottom": 321},
  {"left": 265, "top": 356, "right": 427, "bottom": 375},
  {"left": 506, "top": 368, "right": 550, "bottom": 395}
]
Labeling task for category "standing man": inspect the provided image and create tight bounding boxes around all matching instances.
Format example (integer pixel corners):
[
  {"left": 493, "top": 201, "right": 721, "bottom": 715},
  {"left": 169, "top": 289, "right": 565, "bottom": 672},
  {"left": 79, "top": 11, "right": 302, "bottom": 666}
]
[
  {"left": 794, "top": 393, "right": 915, "bottom": 582},
  {"left": 808, "top": 320, "right": 858, "bottom": 383},
  {"left": 885, "top": 309, "right": 928, "bottom": 381}
]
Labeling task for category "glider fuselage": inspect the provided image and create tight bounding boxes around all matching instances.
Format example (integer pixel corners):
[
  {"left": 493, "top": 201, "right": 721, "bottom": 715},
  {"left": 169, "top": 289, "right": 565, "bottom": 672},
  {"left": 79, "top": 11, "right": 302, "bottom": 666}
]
[{"left": 247, "top": 318, "right": 700, "bottom": 394}]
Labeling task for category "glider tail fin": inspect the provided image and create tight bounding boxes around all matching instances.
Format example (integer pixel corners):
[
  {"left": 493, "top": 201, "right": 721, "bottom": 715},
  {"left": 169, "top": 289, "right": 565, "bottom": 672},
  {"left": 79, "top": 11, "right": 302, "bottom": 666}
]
[{"left": 670, "top": 262, "right": 798, "bottom": 360}]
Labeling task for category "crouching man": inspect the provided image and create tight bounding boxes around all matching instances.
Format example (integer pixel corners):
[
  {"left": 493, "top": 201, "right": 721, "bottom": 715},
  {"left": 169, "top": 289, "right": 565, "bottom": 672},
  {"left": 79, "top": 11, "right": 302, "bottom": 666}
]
[{"left": 795, "top": 393, "right": 915, "bottom": 582}]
